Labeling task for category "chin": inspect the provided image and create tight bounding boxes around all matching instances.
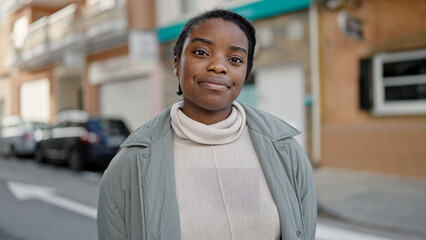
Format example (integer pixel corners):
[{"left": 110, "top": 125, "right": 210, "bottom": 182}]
[{"left": 199, "top": 100, "right": 234, "bottom": 112}]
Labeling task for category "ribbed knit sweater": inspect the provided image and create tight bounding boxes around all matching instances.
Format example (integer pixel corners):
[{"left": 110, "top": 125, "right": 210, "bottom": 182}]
[{"left": 170, "top": 101, "right": 280, "bottom": 240}]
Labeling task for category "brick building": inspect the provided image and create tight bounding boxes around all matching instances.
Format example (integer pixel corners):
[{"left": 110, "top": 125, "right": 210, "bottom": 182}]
[{"left": 318, "top": 0, "right": 426, "bottom": 177}]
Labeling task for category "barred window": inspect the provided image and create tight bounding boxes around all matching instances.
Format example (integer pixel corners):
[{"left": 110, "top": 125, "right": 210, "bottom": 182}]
[{"left": 372, "top": 49, "right": 426, "bottom": 115}]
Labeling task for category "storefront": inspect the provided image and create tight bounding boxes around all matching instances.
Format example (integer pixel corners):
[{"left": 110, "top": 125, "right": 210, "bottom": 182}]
[
  {"left": 19, "top": 78, "right": 50, "bottom": 122},
  {"left": 88, "top": 53, "right": 157, "bottom": 131}
]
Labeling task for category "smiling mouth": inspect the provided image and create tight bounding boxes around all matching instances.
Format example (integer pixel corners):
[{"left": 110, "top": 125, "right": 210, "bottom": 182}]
[{"left": 198, "top": 78, "right": 231, "bottom": 92}]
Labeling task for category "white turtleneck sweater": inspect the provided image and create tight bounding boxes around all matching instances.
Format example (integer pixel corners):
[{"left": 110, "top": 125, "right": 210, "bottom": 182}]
[{"left": 171, "top": 101, "right": 280, "bottom": 240}]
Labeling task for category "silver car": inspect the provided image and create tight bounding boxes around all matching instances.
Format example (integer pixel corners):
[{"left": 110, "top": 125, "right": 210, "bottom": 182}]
[{"left": 0, "top": 116, "right": 47, "bottom": 157}]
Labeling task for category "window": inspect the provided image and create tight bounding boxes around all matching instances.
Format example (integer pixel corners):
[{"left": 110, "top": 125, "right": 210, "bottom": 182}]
[
  {"left": 55, "top": 121, "right": 69, "bottom": 128},
  {"left": 372, "top": 49, "right": 426, "bottom": 115}
]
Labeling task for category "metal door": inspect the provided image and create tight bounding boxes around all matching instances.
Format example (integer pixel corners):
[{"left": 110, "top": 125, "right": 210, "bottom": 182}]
[{"left": 256, "top": 63, "right": 306, "bottom": 149}]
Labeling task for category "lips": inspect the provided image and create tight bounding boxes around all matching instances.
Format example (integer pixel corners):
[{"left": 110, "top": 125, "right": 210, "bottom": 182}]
[{"left": 198, "top": 77, "right": 231, "bottom": 91}]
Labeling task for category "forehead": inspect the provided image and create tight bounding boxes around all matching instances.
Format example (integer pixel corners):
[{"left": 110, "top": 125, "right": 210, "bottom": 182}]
[{"left": 188, "top": 18, "right": 249, "bottom": 47}]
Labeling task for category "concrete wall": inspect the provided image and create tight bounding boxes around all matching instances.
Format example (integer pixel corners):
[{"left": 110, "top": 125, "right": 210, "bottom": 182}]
[
  {"left": 0, "top": 21, "right": 11, "bottom": 120},
  {"left": 84, "top": 45, "right": 129, "bottom": 116},
  {"left": 10, "top": 67, "right": 57, "bottom": 121},
  {"left": 0, "top": 78, "right": 11, "bottom": 120},
  {"left": 319, "top": 0, "right": 426, "bottom": 177}
]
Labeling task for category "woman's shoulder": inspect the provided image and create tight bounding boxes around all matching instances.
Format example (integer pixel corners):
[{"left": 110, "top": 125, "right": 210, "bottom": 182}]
[{"left": 120, "top": 106, "right": 173, "bottom": 148}]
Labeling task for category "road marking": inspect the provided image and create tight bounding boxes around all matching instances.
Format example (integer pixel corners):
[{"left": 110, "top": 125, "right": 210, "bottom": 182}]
[
  {"left": 5, "top": 180, "right": 398, "bottom": 238},
  {"left": 7, "top": 181, "right": 97, "bottom": 219},
  {"left": 316, "top": 223, "right": 395, "bottom": 240}
]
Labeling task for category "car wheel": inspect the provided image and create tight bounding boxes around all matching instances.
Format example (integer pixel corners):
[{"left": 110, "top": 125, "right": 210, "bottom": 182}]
[
  {"left": 9, "top": 145, "right": 16, "bottom": 157},
  {"left": 68, "top": 148, "right": 85, "bottom": 171},
  {"left": 34, "top": 147, "right": 45, "bottom": 163}
]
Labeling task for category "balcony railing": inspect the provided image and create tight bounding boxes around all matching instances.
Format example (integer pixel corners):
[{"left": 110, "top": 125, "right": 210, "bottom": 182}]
[
  {"left": 7, "top": 3, "right": 86, "bottom": 69},
  {"left": 48, "top": 3, "right": 85, "bottom": 51},
  {"left": 22, "top": 16, "right": 49, "bottom": 61},
  {"left": 84, "top": 0, "right": 128, "bottom": 41},
  {"left": 5, "top": 0, "right": 129, "bottom": 69}
]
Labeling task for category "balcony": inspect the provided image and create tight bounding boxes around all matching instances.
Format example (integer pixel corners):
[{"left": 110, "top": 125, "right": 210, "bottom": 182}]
[
  {"left": 6, "top": 3, "right": 85, "bottom": 70},
  {"left": 48, "top": 3, "right": 85, "bottom": 53},
  {"left": 84, "top": 0, "right": 128, "bottom": 46},
  {"left": 4, "top": 0, "right": 128, "bottom": 70},
  {"left": 22, "top": 16, "right": 49, "bottom": 63}
]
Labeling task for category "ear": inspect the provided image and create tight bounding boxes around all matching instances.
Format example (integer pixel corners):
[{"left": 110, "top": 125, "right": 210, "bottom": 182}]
[{"left": 173, "top": 56, "right": 179, "bottom": 77}]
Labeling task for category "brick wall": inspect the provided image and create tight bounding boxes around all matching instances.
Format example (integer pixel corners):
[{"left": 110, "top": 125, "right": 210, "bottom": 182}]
[{"left": 319, "top": 0, "right": 426, "bottom": 177}]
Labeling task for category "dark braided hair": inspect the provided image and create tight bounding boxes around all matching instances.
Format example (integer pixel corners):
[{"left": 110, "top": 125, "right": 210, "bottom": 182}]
[{"left": 173, "top": 9, "right": 256, "bottom": 95}]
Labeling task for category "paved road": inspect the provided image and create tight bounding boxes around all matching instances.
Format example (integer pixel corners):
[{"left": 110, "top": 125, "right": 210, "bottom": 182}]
[
  {"left": 1, "top": 155, "right": 422, "bottom": 240},
  {"left": 0, "top": 156, "right": 101, "bottom": 240}
]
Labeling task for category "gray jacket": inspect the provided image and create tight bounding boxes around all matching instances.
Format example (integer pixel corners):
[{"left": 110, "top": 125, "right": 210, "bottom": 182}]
[{"left": 97, "top": 103, "right": 317, "bottom": 240}]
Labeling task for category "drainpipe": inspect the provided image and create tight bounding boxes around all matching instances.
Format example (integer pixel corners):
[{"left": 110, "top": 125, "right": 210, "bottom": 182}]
[{"left": 309, "top": 0, "right": 322, "bottom": 166}]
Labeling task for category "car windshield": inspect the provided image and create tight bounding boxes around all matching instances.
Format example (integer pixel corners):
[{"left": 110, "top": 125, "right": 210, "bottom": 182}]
[
  {"left": 25, "top": 122, "right": 47, "bottom": 129},
  {"left": 87, "top": 119, "right": 130, "bottom": 137}
]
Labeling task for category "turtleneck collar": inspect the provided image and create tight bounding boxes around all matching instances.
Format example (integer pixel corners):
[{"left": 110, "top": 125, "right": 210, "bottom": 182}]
[{"left": 170, "top": 101, "right": 246, "bottom": 145}]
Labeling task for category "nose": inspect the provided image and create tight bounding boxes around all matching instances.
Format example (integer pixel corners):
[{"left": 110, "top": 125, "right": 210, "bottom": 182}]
[{"left": 207, "top": 56, "right": 227, "bottom": 74}]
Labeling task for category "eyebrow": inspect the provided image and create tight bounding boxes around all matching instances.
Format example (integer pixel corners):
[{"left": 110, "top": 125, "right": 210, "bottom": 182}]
[
  {"left": 229, "top": 45, "right": 247, "bottom": 55},
  {"left": 191, "top": 37, "right": 214, "bottom": 45},
  {"left": 191, "top": 37, "right": 248, "bottom": 55}
]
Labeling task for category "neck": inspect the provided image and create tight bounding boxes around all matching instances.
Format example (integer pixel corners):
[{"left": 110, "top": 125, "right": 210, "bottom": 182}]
[{"left": 181, "top": 101, "right": 233, "bottom": 125}]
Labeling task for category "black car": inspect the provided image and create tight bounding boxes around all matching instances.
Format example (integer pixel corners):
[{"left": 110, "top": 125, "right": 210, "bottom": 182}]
[{"left": 35, "top": 110, "right": 130, "bottom": 170}]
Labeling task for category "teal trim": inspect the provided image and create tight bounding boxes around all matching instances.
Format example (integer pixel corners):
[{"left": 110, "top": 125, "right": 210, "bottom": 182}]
[
  {"left": 157, "top": 0, "right": 311, "bottom": 43},
  {"left": 233, "top": 0, "right": 311, "bottom": 21},
  {"left": 304, "top": 95, "right": 313, "bottom": 107},
  {"left": 237, "top": 84, "right": 257, "bottom": 106},
  {"left": 157, "top": 22, "right": 186, "bottom": 44}
]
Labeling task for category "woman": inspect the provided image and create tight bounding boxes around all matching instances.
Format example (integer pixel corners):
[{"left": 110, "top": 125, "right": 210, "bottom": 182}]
[{"left": 97, "top": 9, "right": 317, "bottom": 240}]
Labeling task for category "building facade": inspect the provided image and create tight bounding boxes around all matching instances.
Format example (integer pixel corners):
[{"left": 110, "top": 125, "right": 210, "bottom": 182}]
[
  {"left": 318, "top": 0, "right": 426, "bottom": 177},
  {"left": 0, "top": 18, "right": 11, "bottom": 120},
  {"left": 83, "top": 0, "right": 159, "bottom": 131},
  {"left": 2, "top": 0, "right": 322, "bottom": 164},
  {"left": 2, "top": 0, "right": 157, "bottom": 130},
  {"left": 3, "top": 0, "right": 424, "bottom": 178}
]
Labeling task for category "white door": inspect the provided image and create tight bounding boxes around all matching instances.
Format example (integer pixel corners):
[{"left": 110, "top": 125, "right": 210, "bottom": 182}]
[
  {"left": 19, "top": 78, "right": 50, "bottom": 123},
  {"left": 256, "top": 64, "right": 306, "bottom": 149},
  {"left": 99, "top": 78, "right": 151, "bottom": 131}
]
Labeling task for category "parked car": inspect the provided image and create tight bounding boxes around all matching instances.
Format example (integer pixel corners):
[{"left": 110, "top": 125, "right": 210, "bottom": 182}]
[
  {"left": 35, "top": 110, "right": 130, "bottom": 170},
  {"left": 0, "top": 116, "right": 47, "bottom": 157}
]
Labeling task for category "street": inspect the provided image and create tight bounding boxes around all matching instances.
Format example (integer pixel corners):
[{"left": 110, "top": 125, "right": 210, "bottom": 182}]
[
  {"left": 0, "top": 156, "right": 100, "bottom": 240},
  {"left": 0, "top": 155, "right": 422, "bottom": 240}
]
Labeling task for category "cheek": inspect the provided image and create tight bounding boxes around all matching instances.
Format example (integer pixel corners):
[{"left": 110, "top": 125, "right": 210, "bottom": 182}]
[
  {"left": 180, "top": 64, "right": 192, "bottom": 82},
  {"left": 233, "top": 70, "right": 247, "bottom": 87},
  {"left": 181, "top": 58, "right": 203, "bottom": 81}
]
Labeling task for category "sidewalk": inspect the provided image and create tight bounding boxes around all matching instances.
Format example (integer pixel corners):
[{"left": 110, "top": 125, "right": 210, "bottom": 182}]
[{"left": 314, "top": 167, "right": 426, "bottom": 239}]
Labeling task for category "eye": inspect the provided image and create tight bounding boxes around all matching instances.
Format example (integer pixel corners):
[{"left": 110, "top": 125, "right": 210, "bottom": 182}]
[
  {"left": 193, "top": 50, "right": 208, "bottom": 56},
  {"left": 229, "top": 57, "right": 244, "bottom": 64}
]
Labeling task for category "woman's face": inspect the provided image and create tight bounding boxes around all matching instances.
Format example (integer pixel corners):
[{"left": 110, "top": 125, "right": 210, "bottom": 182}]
[{"left": 174, "top": 18, "right": 249, "bottom": 116}]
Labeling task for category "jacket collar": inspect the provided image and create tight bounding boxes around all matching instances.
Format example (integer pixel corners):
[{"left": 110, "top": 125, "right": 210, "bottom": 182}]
[
  {"left": 242, "top": 102, "right": 301, "bottom": 140},
  {"left": 121, "top": 102, "right": 300, "bottom": 148},
  {"left": 121, "top": 105, "right": 173, "bottom": 148}
]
